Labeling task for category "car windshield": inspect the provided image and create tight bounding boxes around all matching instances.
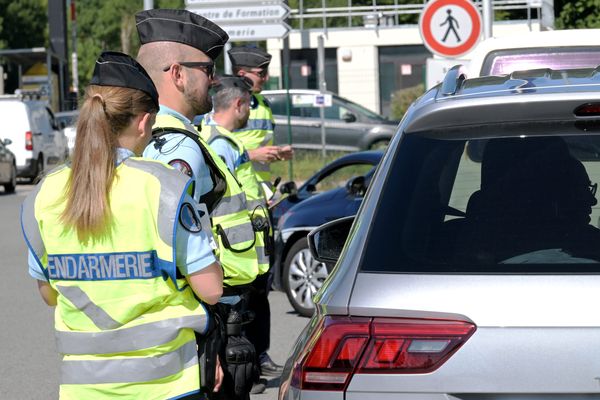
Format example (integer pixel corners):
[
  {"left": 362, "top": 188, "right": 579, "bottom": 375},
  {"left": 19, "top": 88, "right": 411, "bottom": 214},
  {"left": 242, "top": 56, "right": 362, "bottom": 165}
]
[
  {"left": 266, "top": 92, "right": 388, "bottom": 122},
  {"left": 55, "top": 112, "right": 78, "bottom": 128},
  {"left": 482, "top": 47, "right": 600, "bottom": 76},
  {"left": 361, "top": 132, "right": 600, "bottom": 273},
  {"left": 334, "top": 95, "right": 387, "bottom": 121}
]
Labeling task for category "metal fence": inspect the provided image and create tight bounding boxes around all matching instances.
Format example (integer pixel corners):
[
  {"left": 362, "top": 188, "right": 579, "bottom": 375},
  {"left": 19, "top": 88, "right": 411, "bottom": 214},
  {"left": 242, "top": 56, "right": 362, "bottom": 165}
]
[{"left": 290, "top": 1, "right": 538, "bottom": 30}]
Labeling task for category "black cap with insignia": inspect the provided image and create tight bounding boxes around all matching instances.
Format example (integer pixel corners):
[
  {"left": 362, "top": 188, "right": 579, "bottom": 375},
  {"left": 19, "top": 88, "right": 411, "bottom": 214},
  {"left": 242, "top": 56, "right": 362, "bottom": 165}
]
[
  {"left": 90, "top": 51, "right": 159, "bottom": 108},
  {"left": 135, "top": 9, "right": 229, "bottom": 61},
  {"left": 228, "top": 46, "right": 272, "bottom": 68},
  {"left": 212, "top": 75, "right": 253, "bottom": 94}
]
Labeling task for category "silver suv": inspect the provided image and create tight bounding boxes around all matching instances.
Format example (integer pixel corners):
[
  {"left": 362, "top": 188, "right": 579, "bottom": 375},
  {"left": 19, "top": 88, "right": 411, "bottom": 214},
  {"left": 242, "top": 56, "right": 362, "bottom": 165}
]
[
  {"left": 280, "top": 66, "right": 600, "bottom": 399},
  {"left": 262, "top": 89, "right": 398, "bottom": 151}
]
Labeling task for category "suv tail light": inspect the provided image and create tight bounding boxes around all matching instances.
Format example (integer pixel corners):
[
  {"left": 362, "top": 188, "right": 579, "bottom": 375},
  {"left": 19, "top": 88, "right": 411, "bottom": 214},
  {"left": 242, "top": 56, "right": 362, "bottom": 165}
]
[
  {"left": 25, "top": 131, "right": 33, "bottom": 151},
  {"left": 574, "top": 103, "right": 600, "bottom": 117},
  {"left": 290, "top": 316, "right": 476, "bottom": 391}
]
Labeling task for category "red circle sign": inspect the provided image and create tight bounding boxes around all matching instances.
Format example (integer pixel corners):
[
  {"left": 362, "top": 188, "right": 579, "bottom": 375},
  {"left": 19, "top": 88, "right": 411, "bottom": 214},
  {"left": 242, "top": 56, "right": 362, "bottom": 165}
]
[{"left": 419, "top": 0, "right": 482, "bottom": 58}]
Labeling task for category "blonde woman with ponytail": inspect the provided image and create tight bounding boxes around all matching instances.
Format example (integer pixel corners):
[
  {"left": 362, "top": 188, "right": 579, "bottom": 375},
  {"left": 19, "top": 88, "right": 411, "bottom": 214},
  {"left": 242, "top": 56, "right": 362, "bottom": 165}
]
[{"left": 21, "top": 51, "right": 223, "bottom": 400}]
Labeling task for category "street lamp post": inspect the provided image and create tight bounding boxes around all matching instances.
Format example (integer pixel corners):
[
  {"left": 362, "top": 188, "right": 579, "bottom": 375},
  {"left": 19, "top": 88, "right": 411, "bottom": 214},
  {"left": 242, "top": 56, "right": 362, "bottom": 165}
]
[{"left": 69, "top": 0, "right": 78, "bottom": 99}]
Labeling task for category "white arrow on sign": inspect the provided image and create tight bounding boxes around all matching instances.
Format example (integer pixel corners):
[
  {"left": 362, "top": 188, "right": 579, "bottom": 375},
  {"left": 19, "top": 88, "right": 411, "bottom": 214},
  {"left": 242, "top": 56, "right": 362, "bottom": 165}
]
[
  {"left": 189, "top": 4, "right": 290, "bottom": 22},
  {"left": 223, "top": 22, "right": 290, "bottom": 41}
]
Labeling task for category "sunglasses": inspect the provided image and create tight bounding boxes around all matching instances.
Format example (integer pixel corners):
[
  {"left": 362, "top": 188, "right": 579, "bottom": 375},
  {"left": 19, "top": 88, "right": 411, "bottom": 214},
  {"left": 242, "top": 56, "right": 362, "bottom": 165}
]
[
  {"left": 163, "top": 61, "right": 215, "bottom": 79},
  {"left": 245, "top": 68, "right": 268, "bottom": 78}
]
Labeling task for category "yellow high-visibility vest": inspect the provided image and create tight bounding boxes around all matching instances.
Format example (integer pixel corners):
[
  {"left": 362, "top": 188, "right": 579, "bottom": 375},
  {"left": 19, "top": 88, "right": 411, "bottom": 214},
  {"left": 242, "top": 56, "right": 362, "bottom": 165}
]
[
  {"left": 201, "top": 122, "right": 270, "bottom": 274},
  {"left": 21, "top": 158, "right": 207, "bottom": 400},
  {"left": 154, "top": 114, "right": 266, "bottom": 283},
  {"left": 234, "top": 93, "right": 275, "bottom": 187}
]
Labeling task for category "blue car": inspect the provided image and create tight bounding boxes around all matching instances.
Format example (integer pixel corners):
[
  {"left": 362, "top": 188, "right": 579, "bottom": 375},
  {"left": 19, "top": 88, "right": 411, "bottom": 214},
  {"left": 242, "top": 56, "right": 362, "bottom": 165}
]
[{"left": 271, "top": 150, "right": 382, "bottom": 316}]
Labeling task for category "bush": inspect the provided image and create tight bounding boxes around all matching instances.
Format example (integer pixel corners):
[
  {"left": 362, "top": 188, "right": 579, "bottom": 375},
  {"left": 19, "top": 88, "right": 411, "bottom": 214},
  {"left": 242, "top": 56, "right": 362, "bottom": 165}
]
[
  {"left": 389, "top": 83, "right": 425, "bottom": 121},
  {"left": 270, "top": 150, "right": 348, "bottom": 183}
]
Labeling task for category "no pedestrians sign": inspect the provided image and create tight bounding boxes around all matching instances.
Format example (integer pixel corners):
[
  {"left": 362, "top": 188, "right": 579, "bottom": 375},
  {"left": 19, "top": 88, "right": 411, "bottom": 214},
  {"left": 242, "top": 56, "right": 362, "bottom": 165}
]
[{"left": 419, "top": 0, "right": 482, "bottom": 58}]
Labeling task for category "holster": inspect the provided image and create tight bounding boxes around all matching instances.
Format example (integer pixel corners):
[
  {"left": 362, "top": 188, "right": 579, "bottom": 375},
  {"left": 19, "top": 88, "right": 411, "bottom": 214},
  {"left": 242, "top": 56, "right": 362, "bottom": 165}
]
[
  {"left": 251, "top": 214, "right": 274, "bottom": 256},
  {"left": 198, "top": 303, "right": 227, "bottom": 394},
  {"left": 217, "top": 294, "right": 258, "bottom": 399}
]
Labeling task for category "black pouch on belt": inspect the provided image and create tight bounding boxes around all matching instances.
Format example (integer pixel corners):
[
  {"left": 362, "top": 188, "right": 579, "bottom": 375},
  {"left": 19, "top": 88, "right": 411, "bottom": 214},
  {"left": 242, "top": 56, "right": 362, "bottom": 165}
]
[{"left": 198, "top": 303, "right": 228, "bottom": 394}]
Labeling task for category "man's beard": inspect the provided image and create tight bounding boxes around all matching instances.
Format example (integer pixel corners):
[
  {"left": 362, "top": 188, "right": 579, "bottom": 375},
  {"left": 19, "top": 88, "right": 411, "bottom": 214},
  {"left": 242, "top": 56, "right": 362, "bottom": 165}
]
[
  {"left": 234, "top": 112, "right": 250, "bottom": 130},
  {"left": 186, "top": 89, "right": 212, "bottom": 116},
  {"left": 184, "top": 74, "right": 213, "bottom": 115}
]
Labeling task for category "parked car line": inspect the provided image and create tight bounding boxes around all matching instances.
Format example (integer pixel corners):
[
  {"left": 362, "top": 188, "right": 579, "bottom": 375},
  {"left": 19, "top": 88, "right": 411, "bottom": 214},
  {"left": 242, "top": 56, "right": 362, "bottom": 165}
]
[{"left": 263, "top": 89, "right": 398, "bottom": 152}]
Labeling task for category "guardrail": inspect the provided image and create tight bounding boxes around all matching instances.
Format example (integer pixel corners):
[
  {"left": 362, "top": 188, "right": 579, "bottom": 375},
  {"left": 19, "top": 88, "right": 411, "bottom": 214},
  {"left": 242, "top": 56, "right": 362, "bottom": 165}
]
[{"left": 290, "top": 0, "right": 537, "bottom": 30}]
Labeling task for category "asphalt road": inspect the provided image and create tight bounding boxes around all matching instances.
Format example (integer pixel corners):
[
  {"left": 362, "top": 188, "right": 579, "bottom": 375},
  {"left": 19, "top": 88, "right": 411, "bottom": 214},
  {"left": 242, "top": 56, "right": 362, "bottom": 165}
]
[{"left": 0, "top": 183, "right": 309, "bottom": 400}]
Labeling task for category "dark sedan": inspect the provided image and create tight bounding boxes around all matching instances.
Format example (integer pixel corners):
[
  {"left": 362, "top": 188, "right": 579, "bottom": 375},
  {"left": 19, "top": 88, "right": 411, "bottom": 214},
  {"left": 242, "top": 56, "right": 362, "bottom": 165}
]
[{"left": 271, "top": 150, "right": 382, "bottom": 316}]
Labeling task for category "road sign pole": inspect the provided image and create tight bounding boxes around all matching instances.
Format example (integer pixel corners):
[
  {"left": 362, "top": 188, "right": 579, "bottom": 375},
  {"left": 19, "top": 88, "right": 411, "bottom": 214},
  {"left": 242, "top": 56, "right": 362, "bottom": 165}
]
[
  {"left": 318, "top": 35, "right": 326, "bottom": 159},
  {"left": 482, "top": 0, "right": 492, "bottom": 39},
  {"left": 283, "top": 0, "right": 293, "bottom": 181},
  {"left": 224, "top": 42, "right": 232, "bottom": 75}
]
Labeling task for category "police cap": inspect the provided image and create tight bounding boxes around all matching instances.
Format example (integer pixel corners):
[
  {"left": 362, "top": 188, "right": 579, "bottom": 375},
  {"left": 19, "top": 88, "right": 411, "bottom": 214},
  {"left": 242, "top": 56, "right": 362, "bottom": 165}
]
[
  {"left": 212, "top": 75, "right": 253, "bottom": 94},
  {"left": 228, "top": 46, "right": 272, "bottom": 68},
  {"left": 90, "top": 51, "right": 159, "bottom": 108},
  {"left": 135, "top": 9, "right": 228, "bottom": 61}
]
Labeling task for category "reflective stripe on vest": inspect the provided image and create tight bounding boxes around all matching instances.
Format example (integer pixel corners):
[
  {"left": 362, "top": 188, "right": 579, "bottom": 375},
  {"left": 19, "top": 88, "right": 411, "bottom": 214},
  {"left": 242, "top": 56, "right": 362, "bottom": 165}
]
[
  {"left": 202, "top": 124, "right": 267, "bottom": 208},
  {"left": 202, "top": 123, "right": 270, "bottom": 274},
  {"left": 154, "top": 114, "right": 262, "bottom": 285},
  {"left": 61, "top": 339, "right": 197, "bottom": 385},
  {"left": 56, "top": 285, "right": 122, "bottom": 329},
  {"left": 56, "top": 314, "right": 207, "bottom": 355},
  {"left": 21, "top": 158, "right": 206, "bottom": 398},
  {"left": 211, "top": 192, "right": 247, "bottom": 217},
  {"left": 238, "top": 118, "right": 273, "bottom": 132}
]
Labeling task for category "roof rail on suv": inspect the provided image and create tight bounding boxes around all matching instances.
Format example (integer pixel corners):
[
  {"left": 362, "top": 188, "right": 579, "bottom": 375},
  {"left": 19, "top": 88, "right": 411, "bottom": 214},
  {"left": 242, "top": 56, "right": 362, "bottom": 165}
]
[{"left": 440, "top": 64, "right": 467, "bottom": 96}]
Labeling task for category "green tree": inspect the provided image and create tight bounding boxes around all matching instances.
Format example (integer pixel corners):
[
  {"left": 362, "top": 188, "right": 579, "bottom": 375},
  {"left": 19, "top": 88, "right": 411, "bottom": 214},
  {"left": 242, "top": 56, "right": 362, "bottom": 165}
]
[
  {"left": 555, "top": 0, "right": 600, "bottom": 29},
  {"left": 0, "top": 0, "right": 48, "bottom": 49},
  {"left": 75, "top": 0, "right": 183, "bottom": 90}
]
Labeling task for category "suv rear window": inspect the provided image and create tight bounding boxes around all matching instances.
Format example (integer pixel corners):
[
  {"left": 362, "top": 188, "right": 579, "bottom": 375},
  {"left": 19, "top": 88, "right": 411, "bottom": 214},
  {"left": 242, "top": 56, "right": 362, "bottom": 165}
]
[
  {"left": 362, "top": 133, "right": 600, "bottom": 273},
  {"left": 482, "top": 47, "right": 600, "bottom": 76}
]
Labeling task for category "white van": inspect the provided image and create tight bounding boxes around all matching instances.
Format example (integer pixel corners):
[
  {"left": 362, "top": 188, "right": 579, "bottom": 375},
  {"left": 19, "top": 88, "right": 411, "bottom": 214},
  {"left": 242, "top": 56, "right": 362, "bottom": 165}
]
[
  {"left": 55, "top": 110, "right": 79, "bottom": 157},
  {"left": 467, "top": 29, "right": 600, "bottom": 77},
  {"left": 0, "top": 95, "right": 68, "bottom": 180}
]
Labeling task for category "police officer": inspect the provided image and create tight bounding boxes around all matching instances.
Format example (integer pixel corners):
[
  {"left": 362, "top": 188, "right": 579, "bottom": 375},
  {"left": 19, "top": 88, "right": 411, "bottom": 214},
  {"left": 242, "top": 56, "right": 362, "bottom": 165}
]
[
  {"left": 21, "top": 51, "right": 224, "bottom": 400},
  {"left": 229, "top": 46, "right": 294, "bottom": 197},
  {"left": 135, "top": 9, "right": 265, "bottom": 399},
  {"left": 198, "top": 76, "right": 274, "bottom": 395},
  {"left": 199, "top": 76, "right": 270, "bottom": 273},
  {"left": 229, "top": 46, "right": 288, "bottom": 379}
]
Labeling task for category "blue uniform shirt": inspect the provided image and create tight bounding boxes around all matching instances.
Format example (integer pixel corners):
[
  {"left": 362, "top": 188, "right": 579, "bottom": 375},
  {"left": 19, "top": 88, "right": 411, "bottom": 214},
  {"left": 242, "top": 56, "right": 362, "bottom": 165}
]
[
  {"left": 28, "top": 148, "right": 217, "bottom": 281},
  {"left": 202, "top": 114, "right": 245, "bottom": 174},
  {"left": 143, "top": 105, "right": 213, "bottom": 200}
]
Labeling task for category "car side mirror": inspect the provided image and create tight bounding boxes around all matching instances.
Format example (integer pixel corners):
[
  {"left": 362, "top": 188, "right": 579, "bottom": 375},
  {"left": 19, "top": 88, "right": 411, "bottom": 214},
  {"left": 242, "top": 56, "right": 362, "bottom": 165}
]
[
  {"left": 279, "top": 181, "right": 298, "bottom": 196},
  {"left": 3, "top": 138, "right": 12, "bottom": 146},
  {"left": 308, "top": 216, "right": 355, "bottom": 264},
  {"left": 346, "top": 175, "right": 366, "bottom": 196},
  {"left": 342, "top": 112, "right": 357, "bottom": 123}
]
